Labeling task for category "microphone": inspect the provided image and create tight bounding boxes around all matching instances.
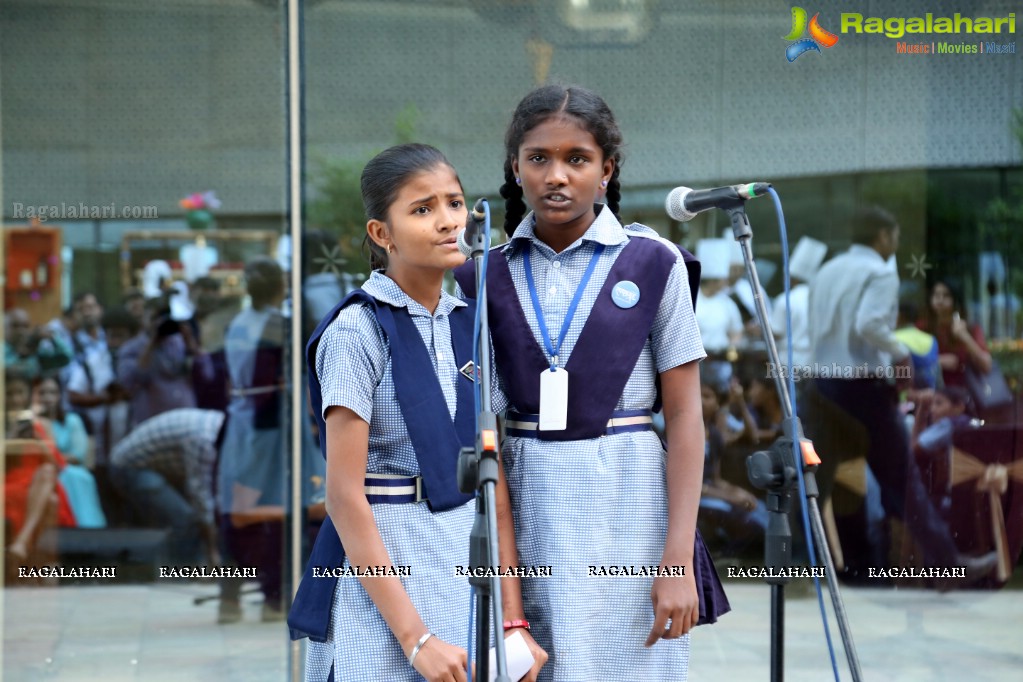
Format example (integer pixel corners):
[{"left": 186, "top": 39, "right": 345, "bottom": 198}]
[
  {"left": 665, "top": 183, "right": 772, "bottom": 222},
  {"left": 457, "top": 198, "right": 488, "bottom": 257}
]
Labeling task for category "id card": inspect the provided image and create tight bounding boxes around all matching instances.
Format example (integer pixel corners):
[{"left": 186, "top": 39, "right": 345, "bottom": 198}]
[{"left": 538, "top": 367, "right": 568, "bottom": 431}]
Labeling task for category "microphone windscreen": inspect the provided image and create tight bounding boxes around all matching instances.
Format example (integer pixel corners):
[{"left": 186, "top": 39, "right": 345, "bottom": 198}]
[
  {"left": 665, "top": 186, "right": 695, "bottom": 222},
  {"left": 457, "top": 229, "right": 473, "bottom": 258}
]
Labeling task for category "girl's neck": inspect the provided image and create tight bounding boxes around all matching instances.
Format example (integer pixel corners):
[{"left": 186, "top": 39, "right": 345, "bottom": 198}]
[
  {"left": 384, "top": 266, "right": 445, "bottom": 314},
  {"left": 534, "top": 222, "right": 589, "bottom": 254}
]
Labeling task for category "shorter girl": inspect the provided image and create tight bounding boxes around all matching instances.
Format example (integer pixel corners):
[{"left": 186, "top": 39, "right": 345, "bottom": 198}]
[
  {"left": 35, "top": 375, "right": 107, "bottom": 528},
  {"left": 289, "top": 144, "right": 500, "bottom": 682}
]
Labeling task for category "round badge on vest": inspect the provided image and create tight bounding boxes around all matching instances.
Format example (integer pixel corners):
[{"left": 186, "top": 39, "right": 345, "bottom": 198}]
[{"left": 611, "top": 280, "right": 640, "bottom": 309}]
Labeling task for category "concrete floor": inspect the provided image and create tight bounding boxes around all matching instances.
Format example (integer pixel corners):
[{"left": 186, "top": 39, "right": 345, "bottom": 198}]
[{"left": 3, "top": 579, "right": 1022, "bottom": 681}]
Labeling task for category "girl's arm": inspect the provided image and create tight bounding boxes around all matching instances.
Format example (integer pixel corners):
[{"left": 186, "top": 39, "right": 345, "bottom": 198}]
[
  {"left": 324, "top": 406, "right": 468, "bottom": 682},
  {"left": 494, "top": 445, "right": 548, "bottom": 681},
  {"left": 646, "top": 360, "right": 704, "bottom": 647}
]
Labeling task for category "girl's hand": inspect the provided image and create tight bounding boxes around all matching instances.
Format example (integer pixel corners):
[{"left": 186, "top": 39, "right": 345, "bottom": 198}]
[
  {"left": 506, "top": 628, "right": 548, "bottom": 682},
  {"left": 409, "top": 635, "right": 470, "bottom": 682},
  {"left": 645, "top": 571, "right": 699, "bottom": 647},
  {"left": 951, "top": 314, "right": 970, "bottom": 341}
]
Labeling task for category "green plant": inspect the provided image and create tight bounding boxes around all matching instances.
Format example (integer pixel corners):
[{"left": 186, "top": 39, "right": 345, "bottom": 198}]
[{"left": 305, "top": 104, "right": 423, "bottom": 278}]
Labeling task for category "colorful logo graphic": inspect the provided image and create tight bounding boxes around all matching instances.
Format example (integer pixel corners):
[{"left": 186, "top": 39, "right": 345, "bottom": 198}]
[{"left": 784, "top": 7, "right": 839, "bottom": 61}]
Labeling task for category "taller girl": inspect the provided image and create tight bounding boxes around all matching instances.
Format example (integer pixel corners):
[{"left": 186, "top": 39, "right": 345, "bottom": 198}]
[{"left": 457, "top": 84, "right": 727, "bottom": 681}]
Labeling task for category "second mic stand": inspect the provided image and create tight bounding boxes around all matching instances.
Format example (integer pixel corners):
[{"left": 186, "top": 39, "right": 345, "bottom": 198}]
[
  {"left": 725, "top": 204, "right": 862, "bottom": 682},
  {"left": 456, "top": 198, "right": 511, "bottom": 682}
]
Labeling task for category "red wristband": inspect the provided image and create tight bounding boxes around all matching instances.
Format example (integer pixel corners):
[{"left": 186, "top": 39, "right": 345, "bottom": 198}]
[{"left": 503, "top": 619, "right": 530, "bottom": 632}]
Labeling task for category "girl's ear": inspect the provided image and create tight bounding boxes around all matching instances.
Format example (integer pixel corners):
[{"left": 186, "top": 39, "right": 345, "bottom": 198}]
[
  {"left": 601, "top": 157, "right": 615, "bottom": 185},
  {"left": 511, "top": 157, "right": 520, "bottom": 180},
  {"left": 366, "top": 218, "right": 390, "bottom": 251}
]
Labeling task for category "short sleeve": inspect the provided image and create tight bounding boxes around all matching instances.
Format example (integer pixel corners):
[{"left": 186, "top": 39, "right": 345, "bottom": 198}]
[
  {"left": 314, "top": 304, "right": 387, "bottom": 424},
  {"left": 650, "top": 256, "right": 707, "bottom": 372}
]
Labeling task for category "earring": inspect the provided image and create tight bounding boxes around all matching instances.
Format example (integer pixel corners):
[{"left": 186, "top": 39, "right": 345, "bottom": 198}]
[
  {"left": 387, "top": 244, "right": 395, "bottom": 255},
  {"left": 515, "top": 177, "right": 521, "bottom": 185},
  {"left": 601, "top": 180, "right": 608, "bottom": 188}
]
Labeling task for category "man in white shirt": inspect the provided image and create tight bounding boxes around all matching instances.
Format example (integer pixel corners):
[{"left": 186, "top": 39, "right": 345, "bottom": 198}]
[{"left": 808, "top": 206, "right": 996, "bottom": 579}]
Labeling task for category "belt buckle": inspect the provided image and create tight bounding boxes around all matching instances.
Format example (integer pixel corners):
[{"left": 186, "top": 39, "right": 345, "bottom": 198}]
[{"left": 415, "top": 477, "right": 426, "bottom": 503}]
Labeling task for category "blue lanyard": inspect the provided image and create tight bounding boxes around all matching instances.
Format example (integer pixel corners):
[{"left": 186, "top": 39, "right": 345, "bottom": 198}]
[{"left": 523, "top": 243, "right": 605, "bottom": 370}]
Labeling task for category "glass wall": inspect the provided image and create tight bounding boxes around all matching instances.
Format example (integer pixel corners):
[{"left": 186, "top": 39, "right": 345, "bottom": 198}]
[
  {"left": 4, "top": 0, "right": 1022, "bottom": 679},
  {"left": 2, "top": 1, "right": 296, "bottom": 679}
]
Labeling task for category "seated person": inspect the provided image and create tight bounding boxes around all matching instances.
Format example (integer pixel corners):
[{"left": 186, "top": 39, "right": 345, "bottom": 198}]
[
  {"left": 34, "top": 375, "right": 107, "bottom": 529},
  {"left": 5, "top": 371, "right": 76, "bottom": 567},
  {"left": 700, "top": 373, "right": 767, "bottom": 558}
]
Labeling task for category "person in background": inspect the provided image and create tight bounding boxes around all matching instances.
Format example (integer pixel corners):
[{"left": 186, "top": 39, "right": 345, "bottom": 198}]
[
  {"left": 808, "top": 206, "right": 997, "bottom": 580},
  {"left": 4, "top": 370, "right": 77, "bottom": 567},
  {"left": 108, "top": 408, "right": 225, "bottom": 565},
  {"left": 4, "top": 308, "right": 74, "bottom": 382},
  {"left": 121, "top": 288, "right": 146, "bottom": 327},
  {"left": 34, "top": 375, "right": 106, "bottom": 529},
  {"left": 65, "top": 292, "right": 116, "bottom": 464},
  {"left": 919, "top": 278, "right": 992, "bottom": 389},
  {"left": 117, "top": 295, "right": 196, "bottom": 428},
  {"left": 699, "top": 373, "right": 768, "bottom": 558},
  {"left": 771, "top": 236, "right": 828, "bottom": 369},
  {"left": 216, "top": 256, "right": 288, "bottom": 624},
  {"left": 694, "top": 239, "right": 743, "bottom": 389}
]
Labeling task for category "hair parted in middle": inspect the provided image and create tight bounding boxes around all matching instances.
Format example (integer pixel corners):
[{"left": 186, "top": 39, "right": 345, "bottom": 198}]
[{"left": 499, "top": 84, "right": 625, "bottom": 237}]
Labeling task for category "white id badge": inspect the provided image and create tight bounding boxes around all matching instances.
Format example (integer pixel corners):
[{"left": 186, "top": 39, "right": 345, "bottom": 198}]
[{"left": 538, "top": 367, "right": 569, "bottom": 431}]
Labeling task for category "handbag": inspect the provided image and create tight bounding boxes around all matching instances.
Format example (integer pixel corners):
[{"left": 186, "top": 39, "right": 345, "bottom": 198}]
[{"left": 965, "top": 359, "right": 1013, "bottom": 412}]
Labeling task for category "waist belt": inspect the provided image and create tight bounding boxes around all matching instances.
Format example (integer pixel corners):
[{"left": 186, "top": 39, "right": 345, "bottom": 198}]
[
  {"left": 504, "top": 409, "right": 654, "bottom": 438},
  {"left": 364, "top": 473, "right": 427, "bottom": 504}
]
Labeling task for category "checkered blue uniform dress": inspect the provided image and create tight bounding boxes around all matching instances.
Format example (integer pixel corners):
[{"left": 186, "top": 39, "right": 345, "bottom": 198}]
[
  {"left": 304, "top": 272, "right": 506, "bottom": 681},
  {"left": 496, "top": 209, "right": 706, "bottom": 681}
]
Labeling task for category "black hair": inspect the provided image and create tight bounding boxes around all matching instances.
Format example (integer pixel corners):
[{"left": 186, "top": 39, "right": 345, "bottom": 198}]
[
  {"left": 936, "top": 385, "right": 973, "bottom": 417},
  {"left": 102, "top": 306, "right": 141, "bottom": 336},
  {"left": 898, "top": 299, "right": 919, "bottom": 325},
  {"left": 244, "top": 256, "right": 285, "bottom": 308},
  {"left": 850, "top": 205, "right": 898, "bottom": 246},
  {"left": 500, "top": 84, "right": 624, "bottom": 237},
  {"left": 359, "top": 143, "right": 460, "bottom": 270}
]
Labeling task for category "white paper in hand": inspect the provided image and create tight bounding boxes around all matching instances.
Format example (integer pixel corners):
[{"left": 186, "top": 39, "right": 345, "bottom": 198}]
[{"left": 488, "top": 630, "right": 535, "bottom": 682}]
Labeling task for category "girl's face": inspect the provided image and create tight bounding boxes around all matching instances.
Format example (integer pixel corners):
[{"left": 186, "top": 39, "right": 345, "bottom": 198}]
[
  {"left": 512, "top": 115, "right": 614, "bottom": 245},
  {"left": 371, "top": 164, "right": 467, "bottom": 276},
  {"left": 5, "top": 380, "right": 32, "bottom": 412},
  {"left": 35, "top": 378, "right": 60, "bottom": 414},
  {"left": 930, "top": 283, "right": 955, "bottom": 317}
]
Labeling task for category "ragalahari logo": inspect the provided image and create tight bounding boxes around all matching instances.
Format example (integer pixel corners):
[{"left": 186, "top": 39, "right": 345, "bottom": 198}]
[{"left": 784, "top": 7, "right": 839, "bottom": 61}]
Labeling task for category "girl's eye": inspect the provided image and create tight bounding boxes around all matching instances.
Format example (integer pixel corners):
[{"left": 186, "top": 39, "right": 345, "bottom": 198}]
[
  {"left": 528, "top": 154, "right": 544, "bottom": 163},
  {"left": 413, "top": 206, "right": 431, "bottom": 215},
  {"left": 450, "top": 200, "right": 464, "bottom": 210},
  {"left": 570, "top": 156, "right": 586, "bottom": 164}
]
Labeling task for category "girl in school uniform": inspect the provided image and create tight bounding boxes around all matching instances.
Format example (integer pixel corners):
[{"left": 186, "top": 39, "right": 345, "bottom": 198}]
[
  {"left": 289, "top": 143, "right": 505, "bottom": 682},
  {"left": 455, "top": 84, "right": 728, "bottom": 681}
]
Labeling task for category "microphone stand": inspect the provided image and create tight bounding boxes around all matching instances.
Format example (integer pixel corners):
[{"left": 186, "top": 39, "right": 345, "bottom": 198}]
[
  {"left": 456, "top": 199, "right": 511, "bottom": 682},
  {"left": 725, "top": 204, "right": 862, "bottom": 682}
]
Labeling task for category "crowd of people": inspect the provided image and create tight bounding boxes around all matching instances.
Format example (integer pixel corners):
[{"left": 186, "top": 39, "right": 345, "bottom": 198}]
[{"left": 4, "top": 262, "right": 323, "bottom": 623}]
